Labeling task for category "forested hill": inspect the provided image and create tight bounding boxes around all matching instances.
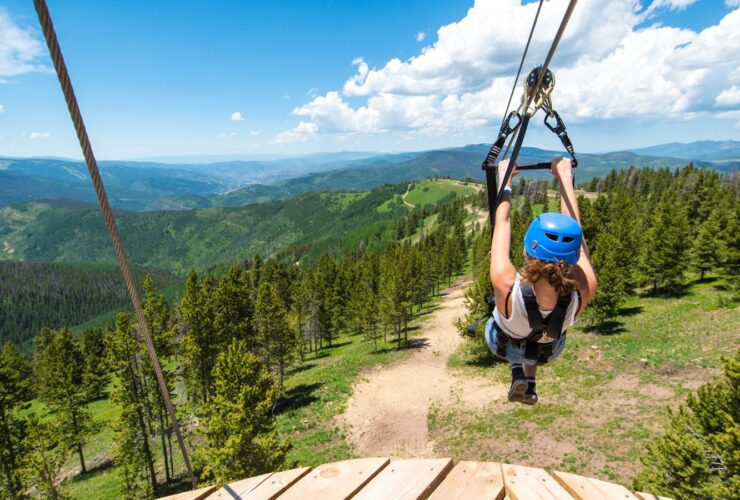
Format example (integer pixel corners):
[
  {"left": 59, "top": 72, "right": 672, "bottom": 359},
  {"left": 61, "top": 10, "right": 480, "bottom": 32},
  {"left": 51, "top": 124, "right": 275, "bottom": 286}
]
[
  {"left": 0, "top": 261, "right": 179, "bottom": 347},
  {"left": 156, "top": 146, "right": 733, "bottom": 210},
  {"left": 0, "top": 180, "right": 475, "bottom": 275},
  {"left": 3, "top": 140, "right": 736, "bottom": 211}
]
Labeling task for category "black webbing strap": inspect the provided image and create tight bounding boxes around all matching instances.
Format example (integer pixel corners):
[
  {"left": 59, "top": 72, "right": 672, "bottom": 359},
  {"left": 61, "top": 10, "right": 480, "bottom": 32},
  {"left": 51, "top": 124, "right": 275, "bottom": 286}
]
[
  {"left": 520, "top": 282, "right": 572, "bottom": 343},
  {"left": 544, "top": 109, "right": 578, "bottom": 167},
  {"left": 520, "top": 283, "right": 545, "bottom": 342}
]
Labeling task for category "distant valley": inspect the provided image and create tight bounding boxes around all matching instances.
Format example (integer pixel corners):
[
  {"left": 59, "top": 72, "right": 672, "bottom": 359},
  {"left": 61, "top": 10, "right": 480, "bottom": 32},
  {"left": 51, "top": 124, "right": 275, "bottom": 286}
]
[{"left": 2, "top": 140, "right": 737, "bottom": 211}]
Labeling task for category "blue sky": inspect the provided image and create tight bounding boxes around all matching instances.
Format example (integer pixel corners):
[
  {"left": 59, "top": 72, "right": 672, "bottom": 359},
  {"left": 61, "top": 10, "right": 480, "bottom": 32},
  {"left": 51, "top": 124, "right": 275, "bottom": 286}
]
[{"left": 0, "top": 0, "right": 738, "bottom": 160}]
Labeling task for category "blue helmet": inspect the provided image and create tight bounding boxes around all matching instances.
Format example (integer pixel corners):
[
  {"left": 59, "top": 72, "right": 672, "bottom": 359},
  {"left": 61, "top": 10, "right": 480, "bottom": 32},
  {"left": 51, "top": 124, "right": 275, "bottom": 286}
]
[{"left": 524, "top": 213, "right": 582, "bottom": 265}]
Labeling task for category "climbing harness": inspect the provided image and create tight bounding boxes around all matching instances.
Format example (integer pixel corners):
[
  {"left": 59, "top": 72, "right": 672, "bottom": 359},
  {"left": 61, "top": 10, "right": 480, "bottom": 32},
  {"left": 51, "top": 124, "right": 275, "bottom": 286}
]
[
  {"left": 33, "top": 0, "right": 196, "bottom": 487},
  {"left": 469, "top": 0, "right": 579, "bottom": 341},
  {"left": 487, "top": 283, "right": 573, "bottom": 364}
]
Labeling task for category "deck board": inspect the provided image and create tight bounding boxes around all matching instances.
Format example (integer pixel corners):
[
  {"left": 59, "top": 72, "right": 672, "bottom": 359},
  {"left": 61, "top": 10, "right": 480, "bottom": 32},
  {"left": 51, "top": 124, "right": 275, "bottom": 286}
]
[
  {"left": 209, "top": 472, "right": 272, "bottom": 499},
  {"left": 159, "top": 459, "right": 667, "bottom": 500},
  {"left": 238, "top": 466, "right": 311, "bottom": 499},
  {"left": 353, "top": 458, "right": 453, "bottom": 500},
  {"left": 159, "top": 485, "right": 217, "bottom": 500},
  {"left": 552, "top": 471, "right": 638, "bottom": 499},
  {"left": 428, "top": 461, "right": 504, "bottom": 500},
  {"left": 502, "top": 464, "right": 574, "bottom": 500},
  {"left": 277, "top": 458, "right": 389, "bottom": 500}
]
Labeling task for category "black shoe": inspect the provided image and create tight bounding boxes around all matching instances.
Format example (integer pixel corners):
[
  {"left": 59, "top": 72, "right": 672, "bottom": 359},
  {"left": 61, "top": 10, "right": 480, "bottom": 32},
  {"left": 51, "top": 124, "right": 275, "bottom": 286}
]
[
  {"left": 507, "top": 378, "right": 529, "bottom": 403},
  {"left": 523, "top": 381, "right": 538, "bottom": 405}
]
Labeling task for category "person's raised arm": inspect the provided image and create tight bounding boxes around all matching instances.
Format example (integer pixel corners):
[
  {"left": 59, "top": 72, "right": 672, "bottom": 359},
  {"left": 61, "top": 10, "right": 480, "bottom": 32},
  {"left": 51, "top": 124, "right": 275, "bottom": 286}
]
[
  {"left": 490, "top": 160, "right": 517, "bottom": 312},
  {"left": 551, "top": 157, "right": 597, "bottom": 314}
]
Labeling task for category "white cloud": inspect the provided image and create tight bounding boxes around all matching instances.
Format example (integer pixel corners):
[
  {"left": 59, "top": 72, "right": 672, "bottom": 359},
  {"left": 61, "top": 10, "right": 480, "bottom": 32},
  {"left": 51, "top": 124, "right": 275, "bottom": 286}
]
[
  {"left": 249, "top": 130, "right": 261, "bottom": 136},
  {"left": 273, "top": 121, "right": 318, "bottom": 143},
  {"left": 0, "top": 104, "right": 4, "bottom": 113},
  {"left": 29, "top": 131, "right": 50, "bottom": 139},
  {"left": 306, "top": 87, "right": 319, "bottom": 98},
  {"left": 217, "top": 132, "right": 237, "bottom": 139},
  {"left": 283, "top": 94, "right": 291, "bottom": 100},
  {"left": 230, "top": 111, "right": 244, "bottom": 121},
  {"left": 276, "top": 0, "right": 740, "bottom": 139},
  {"left": 716, "top": 85, "right": 740, "bottom": 106},
  {"left": 644, "top": 0, "right": 699, "bottom": 14},
  {"left": 0, "top": 8, "right": 46, "bottom": 78},
  {"left": 727, "top": 0, "right": 740, "bottom": 7},
  {"left": 416, "top": 31, "right": 426, "bottom": 42}
]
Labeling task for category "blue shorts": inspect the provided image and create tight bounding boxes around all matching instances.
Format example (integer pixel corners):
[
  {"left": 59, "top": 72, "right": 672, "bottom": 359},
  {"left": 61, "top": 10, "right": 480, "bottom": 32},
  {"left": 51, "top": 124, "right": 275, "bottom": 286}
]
[{"left": 484, "top": 317, "right": 566, "bottom": 366}]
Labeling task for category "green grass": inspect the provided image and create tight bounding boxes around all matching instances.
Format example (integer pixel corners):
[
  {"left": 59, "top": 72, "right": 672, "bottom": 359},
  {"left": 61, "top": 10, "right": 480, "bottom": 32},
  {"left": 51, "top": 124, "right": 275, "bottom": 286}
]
[
  {"left": 439, "top": 275, "right": 738, "bottom": 487},
  {"left": 404, "top": 179, "right": 477, "bottom": 208}
]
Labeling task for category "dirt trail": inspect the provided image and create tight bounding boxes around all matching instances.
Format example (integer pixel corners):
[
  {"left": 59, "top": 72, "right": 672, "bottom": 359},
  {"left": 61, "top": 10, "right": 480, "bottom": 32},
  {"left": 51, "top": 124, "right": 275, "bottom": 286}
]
[
  {"left": 401, "top": 183, "right": 415, "bottom": 208},
  {"left": 338, "top": 278, "right": 506, "bottom": 457}
]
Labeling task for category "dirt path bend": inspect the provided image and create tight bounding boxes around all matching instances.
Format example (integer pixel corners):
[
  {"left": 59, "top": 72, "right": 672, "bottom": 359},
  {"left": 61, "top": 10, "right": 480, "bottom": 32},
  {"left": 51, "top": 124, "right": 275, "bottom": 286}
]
[
  {"left": 338, "top": 277, "right": 507, "bottom": 458},
  {"left": 402, "top": 183, "right": 415, "bottom": 208}
]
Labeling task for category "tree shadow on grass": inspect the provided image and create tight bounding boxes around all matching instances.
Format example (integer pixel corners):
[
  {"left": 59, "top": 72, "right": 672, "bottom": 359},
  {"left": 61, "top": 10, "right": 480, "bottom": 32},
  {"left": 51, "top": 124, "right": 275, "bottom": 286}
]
[
  {"left": 403, "top": 337, "right": 430, "bottom": 349},
  {"left": 153, "top": 476, "right": 194, "bottom": 499},
  {"left": 326, "top": 340, "right": 351, "bottom": 350},
  {"left": 617, "top": 305, "right": 643, "bottom": 317},
  {"left": 273, "top": 382, "right": 322, "bottom": 415},
  {"left": 639, "top": 285, "right": 689, "bottom": 299},
  {"left": 287, "top": 363, "right": 317, "bottom": 376},
  {"left": 592, "top": 320, "right": 627, "bottom": 335}
]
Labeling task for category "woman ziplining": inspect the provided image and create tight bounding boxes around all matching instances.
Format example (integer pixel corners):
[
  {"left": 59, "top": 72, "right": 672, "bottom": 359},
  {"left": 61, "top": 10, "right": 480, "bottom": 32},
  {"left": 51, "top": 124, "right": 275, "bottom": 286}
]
[
  {"left": 485, "top": 157, "right": 597, "bottom": 404},
  {"left": 466, "top": 0, "right": 596, "bottom": 404}
]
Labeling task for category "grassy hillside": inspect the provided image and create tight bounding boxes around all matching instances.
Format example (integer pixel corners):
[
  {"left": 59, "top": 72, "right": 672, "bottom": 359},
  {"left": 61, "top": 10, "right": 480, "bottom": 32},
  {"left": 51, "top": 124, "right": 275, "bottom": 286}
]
[
  {"left": 404, "top": 179, "right": 479, "bottom": 208},
  {"left": 0, "top": 185, "right": 411, "bottom": 274}
]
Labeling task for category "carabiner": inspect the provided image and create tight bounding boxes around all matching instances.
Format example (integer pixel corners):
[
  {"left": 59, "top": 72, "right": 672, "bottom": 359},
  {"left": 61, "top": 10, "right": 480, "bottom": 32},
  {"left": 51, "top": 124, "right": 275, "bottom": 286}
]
[{"left": 544, "top": 110, "right": 566, "bottom": 136}]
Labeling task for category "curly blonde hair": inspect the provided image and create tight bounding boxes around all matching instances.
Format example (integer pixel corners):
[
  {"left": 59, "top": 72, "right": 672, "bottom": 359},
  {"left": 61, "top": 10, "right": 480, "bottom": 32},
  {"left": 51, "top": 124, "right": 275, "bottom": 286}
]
[{"left": 520, "top": 258, "right": 579, "bottom": 296}]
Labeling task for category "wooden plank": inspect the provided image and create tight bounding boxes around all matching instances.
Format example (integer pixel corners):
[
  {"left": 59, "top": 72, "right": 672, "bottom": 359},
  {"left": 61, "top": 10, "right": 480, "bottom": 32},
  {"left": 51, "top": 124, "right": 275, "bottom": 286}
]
[
  {"left": 502, "top": 464, "right": 574, "bottom": 500},
  {"left": 428, "top": 461, "right": 505, "bottom": 500},
  {"left": 278, "top": 458, "right": 390, "bottom": 500},
  {"left": 634, "top": 493, "right": 673, "bottom": 500},
  {"left": 241, "top": 466, "right": 311, "bottom": 499},
  {"left": 159, "top": 485, "right": 217, "bottom": 500},
  {"left": 208, "top": 472, "right": 272, "bottom": 499},
  {"left": 552, "top": 471, "right": 638, "bottom": 499},
  {"left": 353, "top": 458, "right": 453, "bottom": 500}
]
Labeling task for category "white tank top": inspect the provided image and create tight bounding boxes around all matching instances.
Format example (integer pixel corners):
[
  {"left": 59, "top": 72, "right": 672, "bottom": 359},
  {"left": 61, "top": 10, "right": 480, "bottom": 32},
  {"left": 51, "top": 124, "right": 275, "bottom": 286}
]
[{"left": 492, "top": 274, "right": 579, "bottom": 342}]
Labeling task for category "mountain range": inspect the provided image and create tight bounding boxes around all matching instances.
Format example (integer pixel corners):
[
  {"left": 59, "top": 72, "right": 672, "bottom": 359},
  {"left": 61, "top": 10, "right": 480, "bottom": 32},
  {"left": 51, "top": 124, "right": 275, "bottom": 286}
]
[{"left": 1, "top": 140, "right": 737, "bottom": 211}]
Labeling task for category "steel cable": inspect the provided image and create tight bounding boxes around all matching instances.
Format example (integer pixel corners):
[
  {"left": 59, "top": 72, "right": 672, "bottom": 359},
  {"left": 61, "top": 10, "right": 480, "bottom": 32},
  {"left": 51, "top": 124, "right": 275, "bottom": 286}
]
[{"left": 33, "top": 0, "right": 196, "bottom": 488}]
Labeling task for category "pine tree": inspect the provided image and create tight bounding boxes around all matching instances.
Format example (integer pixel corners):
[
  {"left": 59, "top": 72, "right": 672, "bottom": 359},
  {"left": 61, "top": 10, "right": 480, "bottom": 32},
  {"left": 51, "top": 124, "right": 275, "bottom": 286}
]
[
  {"left": 213, "top": 266, "right": 254, "bottom": 348},
  {"left": 634, "top": 349, "right": 739, "bottom": 498},
  {"left": 255, "top": 279, "right": 295, "bottom": 394},
  {"left": 35, "top": 327, "right": 98, "bottom": 474},
  {"left": 80, "top": 327, "right": 109, "bottom": 402},
  {"left": 141, "top": 277, "right": 177, "bottom": 483},
  {"left": 642, "top": 190, "right": 690, "bottom": 292},
  {"left": 0, "top": 341, "right": 29, "bottom": 498},
  {"left": 108, "top": 313, "right": 157, "bottom": 496},
  {"left": 179, "top": 270, "right": 220, "bottom": 405},
  {"left": 691, "top": 207, "right": 722, "bottom": 280},
  {"left": 197, "top": 339, "right": 289, "bottom": 485},
  {"left": 586, "top": 231, "right": 626, "bottom": 327},
  {"left": 21, "top": 415, "right": 69, "bottom": 500}
]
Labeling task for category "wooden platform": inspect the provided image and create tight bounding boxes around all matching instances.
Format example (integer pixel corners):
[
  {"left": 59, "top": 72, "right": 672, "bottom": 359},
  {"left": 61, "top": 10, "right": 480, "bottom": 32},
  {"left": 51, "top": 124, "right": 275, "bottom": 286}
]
[{"left": 159, "top": 458, "right": 671, "bottom": 500}]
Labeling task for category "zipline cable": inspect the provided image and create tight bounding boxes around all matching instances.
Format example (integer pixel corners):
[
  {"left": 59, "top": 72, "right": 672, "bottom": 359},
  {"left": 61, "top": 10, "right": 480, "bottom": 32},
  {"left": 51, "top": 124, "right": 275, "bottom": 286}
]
[
  {"left": 484, "top": 0, "right": 544, "bottom": 230},
  {"left": 493, "top": 0, "right": 578, "bottom": 219},
  {"left": 33, "top": 0, "right": 197, "bottom": 489},
  {"left": 498, "top": 0, "right": 544, "bottom": 132}
]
